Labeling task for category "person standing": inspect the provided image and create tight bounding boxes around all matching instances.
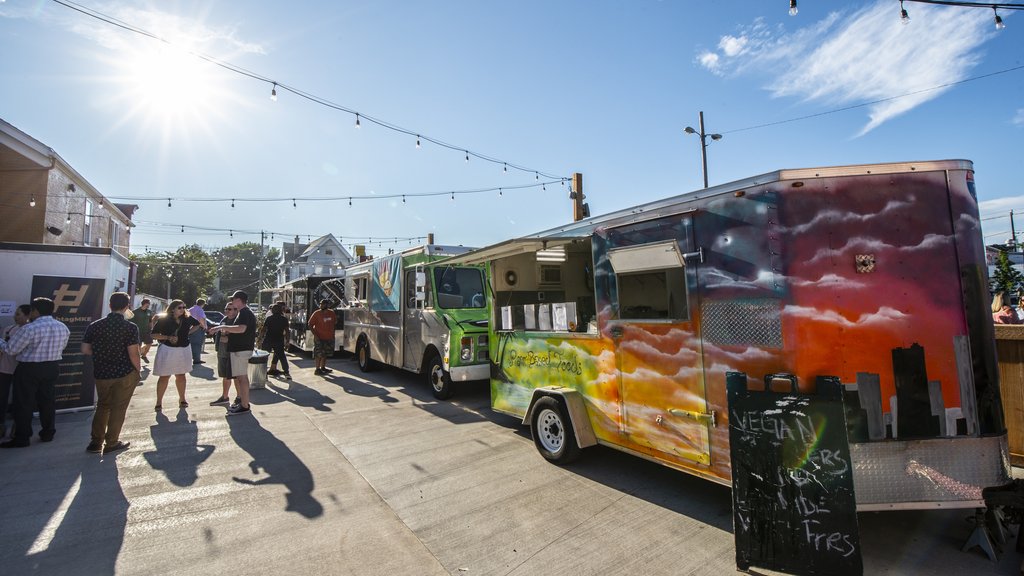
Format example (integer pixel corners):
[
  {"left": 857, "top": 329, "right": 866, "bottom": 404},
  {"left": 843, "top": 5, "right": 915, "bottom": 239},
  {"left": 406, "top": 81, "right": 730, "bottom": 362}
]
[
  {"left": 0, "top": 298, "right": 71, "bottom": 448},
  {"left": 130, "top": 298, "right": 155, "bottom": 363},
  {"left": 209, "top": 302, "right": 239, "bottom": 405},
  {"left": 187, "top": 298, "right": 209, "bottom": 365},
  {"left": 0, "top": 305, "right": 31, "bottom": 440},
  {"left": 262, "top": 303, "right": 291, "bottom": 379},
  {"left": 307, "top": 299, "right": 337, "bottom": 375},
  {"left": 82, "top": 292, "right": 141, "bottom": 454},
  {"left": 209, "top": 290, "right": 256, "bottom": 415},
  {"left": 152, "top": 299, "right": 200, "bottom": 411}
]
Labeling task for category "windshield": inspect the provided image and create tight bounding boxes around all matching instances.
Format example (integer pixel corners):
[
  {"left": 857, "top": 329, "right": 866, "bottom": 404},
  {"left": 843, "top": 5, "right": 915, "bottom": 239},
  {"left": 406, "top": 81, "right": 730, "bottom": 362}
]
[{"left": 433, "top": 267, "right": 486, "bottom": 309}]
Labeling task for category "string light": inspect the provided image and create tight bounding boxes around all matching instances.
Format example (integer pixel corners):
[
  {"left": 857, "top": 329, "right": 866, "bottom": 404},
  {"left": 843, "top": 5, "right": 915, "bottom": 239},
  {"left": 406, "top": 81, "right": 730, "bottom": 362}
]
[
  {"left": 503, "top": 163, "right": 508, "bottom": 173},
  {"left": 66, "top": 213, "right": 71, "bottom": 224},
  {"left": 465, "top": 151, "right": 470, "bottom": 163},
  {"left": 535, "top": 172, "right": 539, "bottom": 180},
  {"left": 348, "top": 197, "right": 352, "bottom": 206},
  {"left": 230, "top": 230, "right": 234, "bottom": 238},
  {"left": 168, "top": 198, "right": 172, "bottom": 208},
  {"left": 901, "top": 1, "right": 910, "bottom": 23},
  {"left": 181, "top": 225, "right": 185, "bottom": 233},
  {"left": 292, "top": 198, "right": 296, "bottom": 208},
  {"left": 451, "top": 191, "right": 455, "bottom": 201},
  {"left": 231, "top": 198, "right": 235, "bottom": 208},
  {"left": 498, "top": 188, "right": 502, "bottom": 197},
  {"left": 29, "top": 195, "right": 36, "bottom": 207},
  {"left": 995, "top": 7, "right": 1005, "bottom": 29},
  {"left": 270, "top": 83, "right": 277, "bottom": 102},
  {"left": 416, "top": 135, "right": 421, "bottom": 148},
  {"left": 402, "top": 195, "right": 406, "bottom": 203},
  {"left": 355, "top": 113, "right": 361, "bottom": 128},
  {"left": 789, "top": 0, "right": 798, "bottom": 16}
]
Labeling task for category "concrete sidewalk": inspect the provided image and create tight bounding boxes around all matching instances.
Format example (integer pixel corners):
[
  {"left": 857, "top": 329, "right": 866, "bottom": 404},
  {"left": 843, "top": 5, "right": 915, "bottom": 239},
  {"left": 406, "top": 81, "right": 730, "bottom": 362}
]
[{"left": 0, "top": 348, "right": 1021, "bottom": 575}]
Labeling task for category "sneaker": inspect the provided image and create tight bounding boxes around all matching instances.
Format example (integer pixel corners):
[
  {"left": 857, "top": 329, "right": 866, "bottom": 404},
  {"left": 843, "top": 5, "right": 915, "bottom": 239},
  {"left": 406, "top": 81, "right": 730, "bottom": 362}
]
[
  {"left": 209, "top": 396, "right": 230, "bottom": 406},
  {"left": 231, "top": 398, "right": 241, "bottom": 408},
  {"left": 227, "top": 404, "right": 251, "bottom": 416},
  {"left": 322, "top": 367, "right": 333, "bottom": 372},
  {"left": 103, "top": 441, "right": 130, "bottom": 454},
  {"left": 283, "top": 373, "right": 291, "bottom": 380},
  {"left": 267, "top": 368, "right": 281, "bottom": 376},
  {"left": 141, "top": 355, "right": 149, "bottom": 364},
  {"left": 86, "top": 442, "right": 103, "bottom": 453}
]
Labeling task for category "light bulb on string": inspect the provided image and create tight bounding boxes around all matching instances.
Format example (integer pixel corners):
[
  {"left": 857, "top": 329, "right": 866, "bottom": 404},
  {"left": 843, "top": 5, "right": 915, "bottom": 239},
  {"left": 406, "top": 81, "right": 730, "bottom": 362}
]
[
  {"left": 535, "top": 172, "right": 539, "bottom": 180},
  {"left": 29, "top": 196, "right": 36, "bottom": 207},
  {"left": 995, "top": 8, "right": 1005, "bottom": 30},
  {"left": 451, "top": 191, "right": 455, "bottom": 201},
  {"left": 900, "top": 1, "right": 909, "bottom": 24},
  {"left": 465, "top": 151, "right": 469, "bottom": 163},
  {"left": 789, "top": 0, "right": 797, "bottom": 16},
  {"left": 230, "top": 230, "right": 234, "bottom": 238},
  {"left": 168, "top": 198, "right": 172, "bottom": 208},
  {"left": 402, "top": 195, "right": 406, "bottom": 203},
  {"left": 270, "top": 83, "right": 278, "bottom": 102},
  {"left": 292, "top": 198, "right": 296, "bottom": 208},
  {"left": 543, "top": 183, "right": 547, "bottom": 191},
  {"left": 231, "top": 199, "right": 235, "bottom": 208},
  {"left": 348, "top": 197, "right": 352, "bottom": 207},
  {"left": 66, "top": 213, "right": 71, "bottom": 224},
  {"left": 499, "top": 188, "right": 503, "bottom": 197},
  {"left": 503, "top": 163, "right": 508, "bottom": 174},
  {"left": 355, "top": 113, "right": 361, "bottom": 128},
  {"left": 181, "top": 225, "right": 185, "bottom": 233},
  {"left": 416, "top": 135, "right": 421, "bottom": 148}
]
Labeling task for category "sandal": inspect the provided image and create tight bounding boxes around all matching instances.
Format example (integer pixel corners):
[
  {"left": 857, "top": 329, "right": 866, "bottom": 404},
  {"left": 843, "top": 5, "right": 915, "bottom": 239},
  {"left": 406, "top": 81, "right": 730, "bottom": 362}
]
[
  {"left": 179, "top": 400, "right": 189, "bottom": 408},
  {"left": 155, "top": 404, "right": 162, "bottom": 412}
]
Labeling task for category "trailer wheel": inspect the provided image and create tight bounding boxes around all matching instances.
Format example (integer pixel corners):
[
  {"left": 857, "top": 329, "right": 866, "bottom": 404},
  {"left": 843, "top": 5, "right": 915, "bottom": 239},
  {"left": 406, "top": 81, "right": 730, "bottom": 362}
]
[
  {"left": 356, "top": 337, "right": 374, "bottom": 372},
  {"left": 425, "top": 351, "right": 455, "bottom": 400},
  {"left": 531, "top": 396, "right": 581, "bottom": 464}
]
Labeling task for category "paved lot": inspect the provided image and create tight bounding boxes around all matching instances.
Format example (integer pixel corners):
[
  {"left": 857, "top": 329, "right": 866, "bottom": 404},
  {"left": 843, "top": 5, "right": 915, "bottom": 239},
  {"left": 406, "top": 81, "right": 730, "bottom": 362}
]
[{"left": 0, "top": 348, "right": 1022, "bottom": 575}]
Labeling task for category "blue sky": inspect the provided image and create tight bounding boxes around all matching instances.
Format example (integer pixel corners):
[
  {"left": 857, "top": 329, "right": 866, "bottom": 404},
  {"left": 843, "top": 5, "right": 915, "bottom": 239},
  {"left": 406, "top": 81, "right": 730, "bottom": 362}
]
[{"left": 1, "top": 0, "right": 1022, "bottom": 256}]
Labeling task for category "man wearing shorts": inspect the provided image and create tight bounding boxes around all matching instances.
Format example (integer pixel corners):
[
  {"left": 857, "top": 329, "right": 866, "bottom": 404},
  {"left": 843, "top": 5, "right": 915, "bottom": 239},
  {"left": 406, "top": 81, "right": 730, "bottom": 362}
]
[
  {"left": 307, "top": 299, "right": 336, "bottom": 375},
  {"left": 130, "top": 298, "right": 154, "bottom": 363},
  {"left": 209, "top": 291, "right": 256, "bottom": 415}
]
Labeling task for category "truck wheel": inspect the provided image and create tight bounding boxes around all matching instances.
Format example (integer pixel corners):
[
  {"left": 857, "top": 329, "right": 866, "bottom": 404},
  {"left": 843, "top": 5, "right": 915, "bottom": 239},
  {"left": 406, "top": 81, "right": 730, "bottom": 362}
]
[
  {"left": 425, "top": 351, "right": 455, "bottom": 400},
  {"left": 531, "top": 396, "right": 581, "bottom": 464},
  {"left": 356, "top": 337, "right": 373, "bottom": 372}
]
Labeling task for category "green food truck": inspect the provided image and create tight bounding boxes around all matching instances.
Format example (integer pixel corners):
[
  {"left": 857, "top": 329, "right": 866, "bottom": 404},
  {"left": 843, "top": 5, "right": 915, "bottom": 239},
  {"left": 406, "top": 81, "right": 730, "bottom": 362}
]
[{"left": 339, "top": 244, "right": 490, "bottom": 399}]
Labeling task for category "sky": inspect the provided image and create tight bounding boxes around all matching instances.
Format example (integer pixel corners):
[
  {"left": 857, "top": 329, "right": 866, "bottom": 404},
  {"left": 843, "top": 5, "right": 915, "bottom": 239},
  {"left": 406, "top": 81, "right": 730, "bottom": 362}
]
[{"left": 1, "top": 0, "right": 1022, "bottom": 258}]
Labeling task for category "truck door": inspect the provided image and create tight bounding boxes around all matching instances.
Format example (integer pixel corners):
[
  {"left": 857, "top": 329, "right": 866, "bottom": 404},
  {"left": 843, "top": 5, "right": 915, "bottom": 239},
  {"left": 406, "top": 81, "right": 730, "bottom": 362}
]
[
  {"left": 402, "top": 268, "right": 425, "bottom": 372},
  {"left": 601, "top": 212, "right": 713, "bottom": 466}
]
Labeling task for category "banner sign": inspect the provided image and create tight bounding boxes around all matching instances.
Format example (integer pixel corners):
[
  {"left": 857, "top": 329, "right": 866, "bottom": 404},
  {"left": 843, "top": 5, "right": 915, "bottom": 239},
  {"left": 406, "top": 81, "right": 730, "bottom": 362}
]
[
  {"left": 31, "top": 276, "right": 106, "bottom": 411},
  {"left": 370, "top": 254, "right": 402, "bottom": 312}
]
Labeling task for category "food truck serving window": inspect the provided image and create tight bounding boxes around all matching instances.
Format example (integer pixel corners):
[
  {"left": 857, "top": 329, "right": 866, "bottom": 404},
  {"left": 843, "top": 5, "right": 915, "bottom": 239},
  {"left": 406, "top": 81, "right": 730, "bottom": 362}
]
[
  {"left": 433, "top": 267, "right": 486, "bottom": 309},
  {"left": 608, "top": 241, "right": 688, "bottom": 321}
]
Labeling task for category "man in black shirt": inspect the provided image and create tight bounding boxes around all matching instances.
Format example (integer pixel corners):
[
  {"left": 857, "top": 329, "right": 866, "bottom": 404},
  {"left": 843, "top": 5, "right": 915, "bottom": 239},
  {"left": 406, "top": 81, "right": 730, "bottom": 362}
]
[
  {"left": 262, "top": 303, "right": 290, "bottom": 379},
  {"left": 209, "top": 290, "right": 256, "bottom": 415},
  {"left": 82, "top": 292, "right": 141, "bottom": 454}
]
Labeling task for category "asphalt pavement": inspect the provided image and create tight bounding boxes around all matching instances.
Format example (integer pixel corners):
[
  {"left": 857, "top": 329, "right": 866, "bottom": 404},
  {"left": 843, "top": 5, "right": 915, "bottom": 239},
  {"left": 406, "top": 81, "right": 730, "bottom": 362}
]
[{"left": 0, "top": 346, "right": 1022, "bottom": 575}]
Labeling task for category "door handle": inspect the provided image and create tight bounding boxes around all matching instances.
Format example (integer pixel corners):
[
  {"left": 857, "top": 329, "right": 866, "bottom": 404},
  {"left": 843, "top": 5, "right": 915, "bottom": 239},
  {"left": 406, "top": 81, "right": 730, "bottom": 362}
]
[{"left": 668, "top": 408, "right": 716, "bottom": 428}]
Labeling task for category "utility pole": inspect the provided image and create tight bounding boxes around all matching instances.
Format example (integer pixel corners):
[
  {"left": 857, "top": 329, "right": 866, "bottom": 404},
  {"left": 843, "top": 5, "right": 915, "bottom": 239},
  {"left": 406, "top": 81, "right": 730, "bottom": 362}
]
[
  {"left": 259, "top": 230, "right": 266, "bottom": 308},
  {"left": 571, "top": 172, "right": 588, "bottom": 222},
  {"left": 683, "top": 111, "right": 722, "bottom": 189},
  {"left": 1011, "top": 210, "right": 1018, "bottom": 251}
]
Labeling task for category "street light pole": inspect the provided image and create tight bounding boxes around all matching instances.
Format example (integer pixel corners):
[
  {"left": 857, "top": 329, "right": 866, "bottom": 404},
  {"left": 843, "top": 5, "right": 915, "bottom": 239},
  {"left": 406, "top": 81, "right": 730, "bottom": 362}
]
[{"left": 684, "top": 111, "right": 722, "bottom": 189}]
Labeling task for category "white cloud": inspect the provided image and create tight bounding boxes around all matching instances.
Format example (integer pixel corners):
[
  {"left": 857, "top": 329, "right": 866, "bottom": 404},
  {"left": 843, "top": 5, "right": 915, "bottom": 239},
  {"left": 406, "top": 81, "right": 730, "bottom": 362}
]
[
  {"left": 1014, "top": 109, "right": 1024, "bottom": 126},
  {"left": 696, "top": 1, "right": 992, "bottom": 135}
]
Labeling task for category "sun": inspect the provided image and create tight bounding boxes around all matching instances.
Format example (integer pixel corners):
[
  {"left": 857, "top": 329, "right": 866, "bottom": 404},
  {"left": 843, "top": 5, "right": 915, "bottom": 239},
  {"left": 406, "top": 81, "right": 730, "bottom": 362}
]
[{"left": 122, "top": 44, "right": 224, "bottom": 121}]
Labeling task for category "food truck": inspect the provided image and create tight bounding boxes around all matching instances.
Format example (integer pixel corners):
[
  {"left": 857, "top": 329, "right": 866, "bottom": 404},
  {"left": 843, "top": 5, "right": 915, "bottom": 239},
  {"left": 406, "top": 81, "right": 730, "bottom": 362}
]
[
  {"left": 266, "top": 275, "right": 346, "bottom": 352},
  {"left": 445, "top": 160, "right": 1010, "bottom": 516},
  {"left": 339, "top": 245, "right": 490, "bottom": 399}
]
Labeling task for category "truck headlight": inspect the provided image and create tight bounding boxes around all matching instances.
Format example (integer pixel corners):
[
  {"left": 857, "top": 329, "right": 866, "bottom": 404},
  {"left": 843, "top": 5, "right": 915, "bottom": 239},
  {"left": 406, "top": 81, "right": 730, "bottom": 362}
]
[{"left": 460, "top": 336, "right": 472, "bottom": 361}]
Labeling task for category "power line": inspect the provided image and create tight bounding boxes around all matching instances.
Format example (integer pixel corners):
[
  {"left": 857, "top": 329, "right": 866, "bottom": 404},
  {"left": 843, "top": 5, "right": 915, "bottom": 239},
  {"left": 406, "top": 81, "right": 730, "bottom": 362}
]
[
  {"left": 48, "top": 0, "right": 568, "bottom": 182},
  {"left": 721, "top": 63, "right": 1024, "bottom": 134}
]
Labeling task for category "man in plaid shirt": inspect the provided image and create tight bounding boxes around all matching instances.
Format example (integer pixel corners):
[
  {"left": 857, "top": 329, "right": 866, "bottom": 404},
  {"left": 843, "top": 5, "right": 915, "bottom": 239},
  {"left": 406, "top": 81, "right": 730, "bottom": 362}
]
[{"left": 0, "top": 297, "right": 70, "bottom": 448}]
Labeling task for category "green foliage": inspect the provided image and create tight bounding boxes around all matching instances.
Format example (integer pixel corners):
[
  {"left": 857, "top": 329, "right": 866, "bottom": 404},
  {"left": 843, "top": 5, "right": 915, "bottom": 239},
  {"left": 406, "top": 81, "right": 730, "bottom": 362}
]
[
  {"left": 991, "top": 250, "right": 1024, "bottom": 299},
  {"left": 130, "top": 244, "right": 216, "bottom": 305},
  {"left": 131, "top": 242, "right": 279, "bottom": 306}
]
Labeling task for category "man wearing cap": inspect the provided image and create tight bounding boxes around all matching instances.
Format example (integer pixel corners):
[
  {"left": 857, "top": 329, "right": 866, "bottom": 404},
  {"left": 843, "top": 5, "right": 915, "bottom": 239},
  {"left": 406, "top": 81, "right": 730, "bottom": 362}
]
[
  {"left": 82, "top": 292, "right": 141, "bottom": 454},
  {"left": 307, "top": 299, "right": 337, "bottom": 375},
  {"left": 208, "top": 290, "right": 256, "bottom": 415},
  {"left": 0, "top": 297, "right": 71, "bottom": 448}
]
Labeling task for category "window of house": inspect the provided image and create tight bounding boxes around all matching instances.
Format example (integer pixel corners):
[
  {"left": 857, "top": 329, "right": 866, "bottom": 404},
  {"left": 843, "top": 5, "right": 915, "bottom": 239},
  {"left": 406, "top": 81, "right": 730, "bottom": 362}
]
[{"left": 325, "top": 248, "right": 333, "bottom": 255}]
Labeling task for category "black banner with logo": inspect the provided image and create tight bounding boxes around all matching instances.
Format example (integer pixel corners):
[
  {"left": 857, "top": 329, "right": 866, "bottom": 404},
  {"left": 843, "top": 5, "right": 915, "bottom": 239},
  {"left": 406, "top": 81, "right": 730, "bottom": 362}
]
[{"left": 31, "top": 276, "right": 105, "bottom": 411}]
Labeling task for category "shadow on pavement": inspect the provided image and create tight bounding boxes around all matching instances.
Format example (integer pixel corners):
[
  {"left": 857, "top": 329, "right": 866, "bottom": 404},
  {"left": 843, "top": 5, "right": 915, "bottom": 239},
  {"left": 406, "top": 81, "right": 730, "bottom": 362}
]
[
  {"left": 264, "top": 378, "right": 337, "bottom": 411},
  {"left": 226, "top": 413, "right": 323, "bottom": 519},
  {"left": 321, "top": 372, "right": 399, "bottom": 404},
  {"left": 143, "top": 409, "right": 215, "bottom": 487}
]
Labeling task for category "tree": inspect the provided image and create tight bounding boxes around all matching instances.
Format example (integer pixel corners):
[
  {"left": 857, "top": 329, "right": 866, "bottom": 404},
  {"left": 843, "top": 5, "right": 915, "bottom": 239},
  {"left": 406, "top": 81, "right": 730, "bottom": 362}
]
[
  {"left": 211, "top": 242, "right": 281, "bottom": 306},
  {"left": 130, "top": 244, "right": 216, "bottom": 304},
  {"left": 991, "top": 250, "right": 1024, "bottom": 301}
]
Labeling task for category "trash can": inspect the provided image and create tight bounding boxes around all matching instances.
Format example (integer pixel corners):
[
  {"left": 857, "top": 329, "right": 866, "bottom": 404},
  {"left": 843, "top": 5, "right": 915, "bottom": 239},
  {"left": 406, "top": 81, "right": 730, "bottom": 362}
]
[{"left": 248, "top": 350, "right": 269, "bottom": 389}]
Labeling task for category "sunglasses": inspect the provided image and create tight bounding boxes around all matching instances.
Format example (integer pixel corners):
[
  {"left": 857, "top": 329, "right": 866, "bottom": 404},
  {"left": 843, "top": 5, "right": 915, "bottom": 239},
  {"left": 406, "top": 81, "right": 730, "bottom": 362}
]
[
  {"left": 224, "top": 307, "right": 234, "bottom": 311},
  {"left": 176, "top": 306, "right": 186, "bottom": 310}
]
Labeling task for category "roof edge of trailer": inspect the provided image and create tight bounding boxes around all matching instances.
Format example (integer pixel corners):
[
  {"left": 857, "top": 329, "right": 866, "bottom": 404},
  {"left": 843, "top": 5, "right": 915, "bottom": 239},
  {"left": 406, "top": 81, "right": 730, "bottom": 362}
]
[{"left": 442, "top": 159, "right": 974, "bottom": 266}]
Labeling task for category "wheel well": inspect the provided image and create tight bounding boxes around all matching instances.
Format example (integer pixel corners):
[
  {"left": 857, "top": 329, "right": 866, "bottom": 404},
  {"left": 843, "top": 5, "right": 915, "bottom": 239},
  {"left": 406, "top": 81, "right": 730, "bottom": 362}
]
[
  {"left": 421, "top": 345, "right": 441, "bottom": 374},
  {"left": 523, "top": 388, "right": 598, "bottom": 449}
]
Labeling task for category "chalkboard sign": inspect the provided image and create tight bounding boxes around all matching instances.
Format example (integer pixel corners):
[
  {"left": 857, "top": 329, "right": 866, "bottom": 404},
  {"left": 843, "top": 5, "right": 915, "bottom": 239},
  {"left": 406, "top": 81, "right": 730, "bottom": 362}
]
[{"left": 727, "top": 372, "right": 863, "bottom": 576}]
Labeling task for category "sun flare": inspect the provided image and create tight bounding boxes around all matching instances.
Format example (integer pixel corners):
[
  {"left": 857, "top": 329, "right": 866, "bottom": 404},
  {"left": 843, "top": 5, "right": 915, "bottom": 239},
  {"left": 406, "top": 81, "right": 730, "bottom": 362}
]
[{"left": 124, "top": 45, "right": 220, "bottom": 120}]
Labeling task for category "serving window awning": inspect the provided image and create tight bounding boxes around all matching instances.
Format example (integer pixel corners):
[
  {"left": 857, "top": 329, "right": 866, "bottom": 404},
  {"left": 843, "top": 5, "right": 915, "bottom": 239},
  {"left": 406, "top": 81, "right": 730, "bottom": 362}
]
[
  {"left": 607, "top": 240, "right": 686, "bottom": 274},
  {"left": 437, "top": 236, "right": 585, "bottom": 266}
]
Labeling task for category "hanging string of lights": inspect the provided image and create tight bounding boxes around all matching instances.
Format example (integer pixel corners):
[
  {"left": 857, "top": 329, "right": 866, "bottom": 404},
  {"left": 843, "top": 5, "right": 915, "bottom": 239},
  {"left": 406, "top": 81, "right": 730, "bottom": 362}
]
[
  {"left": 133, "top": 219, "right": 427, "bottom": 245},
  {"left": 105, "top": 180, "right": 561, "bottom": 206},
  {"left": 48, "top": 0, "right": 567, "bottom": 182},
  {"left": 787, "top": 0, "right": 1022, "bottom": 27}
]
